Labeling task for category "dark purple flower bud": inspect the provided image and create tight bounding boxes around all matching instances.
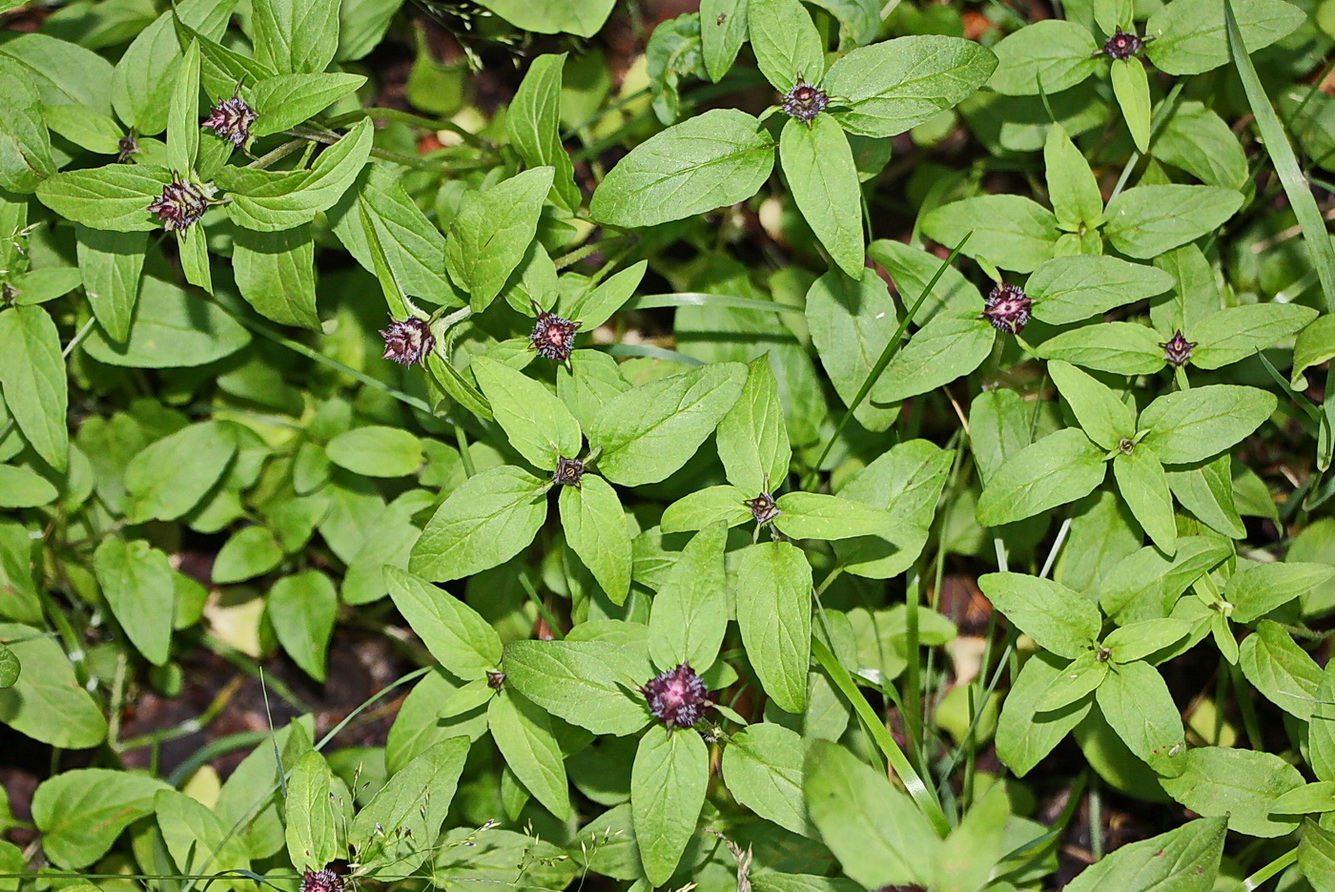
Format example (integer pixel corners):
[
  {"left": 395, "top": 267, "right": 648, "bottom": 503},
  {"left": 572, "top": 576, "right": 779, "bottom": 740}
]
[
  {"left": 1102, "top": 29, "right": 1144, "bottom": 60},
  {"left": 641, "top": 662, "right": 711, "bottom": 730},
  {"left": 982, "top": 283, "right": 1032, "bottom": 335},
  {"left": 781, "top": 80, "right": 829, "bottom": 123},
  {"left": 529, "top": 303, "right": 579, "bottom": 370},
  {"left": 486, "top": 669, "right": 506, "bottom": 690},
  {"left": 1161, "top": 330, "right": 1196, "bottom": 367},
  {"left": 301, "top": 869, "right": 345, "bottom": 892},
  {"left": 379, "top": 315, "right": 436, "bottom": 366},
  {"left": 147, "top": 174, "right": 210, "bottom": 232},
  {"left": 553, "top": 457, "right": 585, "bottom": 488},
  {"left": 202, "top": 96, "right": 259, "bottom": 148},
  {"left": 116, "top": 134, "right": 139, "bottom": 164},
  {"left": 745, "top": 491, "right": 781, "bottom": 526}
]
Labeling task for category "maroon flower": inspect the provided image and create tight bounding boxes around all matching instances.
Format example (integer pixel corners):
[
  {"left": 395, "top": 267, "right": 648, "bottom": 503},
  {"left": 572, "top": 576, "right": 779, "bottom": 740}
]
[
  {"left": 301, "top": 869, "right": 344, "bottom": 892},
  {"left": 147, "top": 174, "right": 210, "bottom": 232},
  {"left": 642, "top": 663, "right": 711, "bottom": 730},
  {"left": 529, "top": 303, "right": 579, "bottom": 370},
  {"left": 745, "top": 491, "right": 781, "bottom": 526},
  {"left": 781, "top": 80, "right": 829, "bottom": 123},
  {"left": 982, "top": 283, "right": 1032, "bottom": 335},
  {"left": 202, "top": 95, "right": 259, "bottom": 148},
  {"left": 553, "top": 457, "right": 585, "bottom": 488},
  {"left": 487, "top": 669, "right": 506, "bottom": 690},
  {"left": 1161, "top": 330, "right": 1195, "bottom": 367},
  {"left": 116, "top": 134, "right": 139, "bottom": 164},
  {"left": 379, "top": 315, "right": 436, "bottom": 366},
  {"left": 1102, "top": 29, "right": 1144, "bottom": 60}
]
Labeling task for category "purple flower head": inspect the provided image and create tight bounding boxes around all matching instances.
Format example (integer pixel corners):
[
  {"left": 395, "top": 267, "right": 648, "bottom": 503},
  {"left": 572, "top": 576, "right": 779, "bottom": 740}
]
[
  {"left": 147, "top": 174, "right": 210, "bottom": 232},
  {"left": 487, "top": 669, "right": 506, "bottom": 690},
  {"left": 529, "top": 303, "right": 579, "bottom": 370},
  {"left": 781, "top": 80, "right": 829, "bottom": 123},
  {"left": 116, "top": 134, "right": 139, "bottom": 164},
  {"left": 553, "top": 457, "right": 585, "bottom": 488},
  {"left": 301, "top": 869, "right": 344, "bottom": 892},
  {"left": 203, "top": 95, "right": 259, "bottom": 148},
  {"left": 982, "top": 283, "right": 1032, "bottom": 335},
  {"left": 642, "top": 662, "right": 711, "bottom": 730},
  {"left": 745, "top": 491, "right": 781, "bottom": 526},
  {"left": 379, "top": 315, "right": 436, "bottom": 366},
  {"left": 1102, "top": 29, "right": 1144, "bottom": 60},
  {"left": 1161, "top": 330, "right": 1196, "bottom": 367}
]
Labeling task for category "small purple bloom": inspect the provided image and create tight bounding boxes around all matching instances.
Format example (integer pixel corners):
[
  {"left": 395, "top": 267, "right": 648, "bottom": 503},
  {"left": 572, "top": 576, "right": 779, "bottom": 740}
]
[
  {"left": 529, "top": 303, "right": 579, "bottom": 370},
  {"left": 147, "top": 174, "right": 210, "bottom": 232},
  {"left": 379, "top": 315, "right": 436, "bottom": 366},
  {"left": 301, "top": 869, "right": 344, "bottom": 892},
  {"left": 202, "top": 95, "right": 259, "bottom": 148},
  {"left": 781, "top": 80, "right": 829, "bottom": 123},
  {"left": 745, "top": 491, "right": 781, "bottom": 526},
  {"left": 553, "top": 457, "right": 585, "bottom": 488},
  {"left": 982, "top": 283, "right": 1032, "bottom": 335},
  {"left": 1102, "top": 29, "right": 1144, "bottom": 60},
  {"left": 116, "top": 134, "right": 139, "bottom": 164},
  {"left": 1161, "top": 330, "right": 1196, "bottom": 367},
  {"left": 487, "top": 669, "right": 506, "bottom": 690},
  {"left": 642, "top": 663, "right": 711, "bottom": 730}
]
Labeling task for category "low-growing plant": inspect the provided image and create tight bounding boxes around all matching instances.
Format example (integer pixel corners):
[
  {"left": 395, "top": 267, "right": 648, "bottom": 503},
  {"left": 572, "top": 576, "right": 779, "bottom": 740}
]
[{"left": 0, "top": 0, "right": 1334, "bottom": 889}]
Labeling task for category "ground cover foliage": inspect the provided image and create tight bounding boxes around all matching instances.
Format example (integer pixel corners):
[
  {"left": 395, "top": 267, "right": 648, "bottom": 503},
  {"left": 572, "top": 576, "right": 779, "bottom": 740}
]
[{"left": 1, "top": 0, "right": 1334, "bottom": 889}]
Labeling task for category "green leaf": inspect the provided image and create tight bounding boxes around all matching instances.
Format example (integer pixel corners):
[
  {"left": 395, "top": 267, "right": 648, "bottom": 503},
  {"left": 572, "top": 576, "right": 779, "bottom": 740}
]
[
  {"left": 748, "top": 0, "right": 824, "bottom": 92},
  {"left": 0, "top": 623, "right": 106, "bottom": 748},
  {"left": 124, "top": 421, "right": 236, "bottom": 523},
  {"left": 285, "top": 751, "right": 338, "bottom": 873},
  {"left": 0, "top": 306, "right": 67, "bottom": 472},
  {"left": 717, "top": 356, "right": 791, "bottom": 495},
  {"left": 489, "top": 689, "right": 571, "bottom": 820},
  {"left": 445, "top": 167, "right": 553, "bottom": 312},
  {"left": 1272, "top": 783, "right": 1335, "bottom": 814},
  {"left": 0, "top": 58, "right": 55, "bottom": 193},
  {"left": 804, "top": 267, "right": 899, "bottom": 431},
  {"left": 212, "top": 525, "right": 285, "bottom": 583},
  {"left": 248, "top": 72, "right": 367, "bottom": 137},
  {"left": 1161, "top": 746, "right": 1304, "bottom": 837},
  {"left": 1165, "top": 455, "right": 1245, "bottom": 539},
  {"left": 1049, "top": 360, "right": 1136, "bottom": 450},
  {"left": 1190, "top": 303, "right": 1318, "bottom": 370},
  {"left": 409, "top": 466, "right": 548, "bottom": 582},
  {"left": 0, "top": 643, "right": 17, "bottom": 688},
  {"left": 1113, "top": 445, "right": 1177, "bottom": 555},
  {"left": 1044, "top": 125, "right": 1103, "bottom": 230},
  {"left": 772, "top": 491, "right": 892, "bottom": 541},
  {"left": 474, "top": 0, "right": 616, "bottom": 37},
  {"left": 1097, "top": 536, "right": 1231, "bottom": 623},
  {"left": 1102, "top": 617, "right": 1191, "bottom": 663},
  {"left": 1238, "top": 619, "right": 1322, "bottom": 720},
  {"left": 1145, "top": 0, "right": 1305, "bottom": 75},
  {"left": 632, "top": 723, "right": 709, "bottom": 885},
  {"left": 93, "top": 538, "right": 174, "bottom": 666},
  {"left": 154, "top": 790, "right": 252, "bottom": 892},
  {"left": 233, "top": 223, "right": 319, "bottom": 329},
  {"left": 1035, "top": 650, "right": 1108, "bottom": 712},
  {"left": 326, "top": 426, "right": 423, "bottom": 478},
  {"left": 268, "top": 570, "right": 337, "bottom": 683},
  {"left": 823, "top": 36, "right": 998, "bottom": 138},
  {"left": 82, "top": 275, "right": 250, "bottom": 368},
  {"left": 507, "top": 54, "right": 580, "bottom": 211},
  {"left": 32, "top": 769, "right": 169, "bottom": 870},
  {"left": 1028, "top": 255, "right": 1175, "bottom": 325},
  {"left": 252, "top": 0, "right": 340, "bottom": 75},
  {"left": 871, "top": 313, "right": 996, "bottom": 404},
  {"left": 648, "top": 524, "right": 729, "bottom": 673},
  {"left": 988, "top": 20, "right": 1100, "bottom": 96},
  {"left": 217, "top": 118, "right": 373, "bottom": 231},
  {"left": 978, "top": 572, "right": 1102, "bottom": 659},
  {"left": 1300, "top": 820, "right": 1335, "bottom": 892},
  {"left": 779, "top": 116, "right": 864, "bottom": 278},
  {"left": 723, "top": 723, "right": 811, "bottom": 837},
  {"left": 559, "top": 476, "right": 632, "bottom": 605},
  {"left": 167, "top": 39, "right": 201, "bottom": 173},
  {"left": 385, "top": 567, "right": 501, "bottom": 679},
  {"left": 1139, "top": 384, "right": 1277, "bottom": 464},
  {"left": 75, "top": 227, "right": 145, "bottom": 344},
  {"left": 349, "top": 737, "right": 469, "bottom": 880},
  {"left": 503, "top": 640, "right": 649, "bottom": 736},
  {"left": 1229, "top": 562, "right": 1335, "bottom": 624},
  {"left": 735, "top": 541, "right": 812, "bottom": 714},
  {"left": 175, "top": 223, "right": 212, "bottom": 294},
  {"left": 1155, "top": 100, "right": 1249, "bottom": 190},
  {"left": 0, "top": 465, "right": 56, "bottom": 508},
  {"left": 589, "top": 362, "right": 746, "bottom": 486},
  {"left": 998, "top": 651, "right": 1095, "bottom": 776},
  {"left": 1036, "top": 321, "right": 1167, "bottom": 375},
  {"left": 660, "top": 484, "right": 753, "bottom": 533},
  {"left": 112, "top": 0, "right": 235, "bottom": 133},
  {"left": 472, "top": 356, "right": 581, "bottom": 472},
  {"left": 568, "top": 260, "right": 647, "bottom": 330},
  {"left": 40, "top": 103, "right": 122, "bottom": 158},
  {"left": 976, "top": 428, "right": 1106, "bottom": 526},
  {"left": 920, "top": 195, "right": 1060, "bottom": 273},
  {"left": 1063, "top": 817, "right": 1226, "bottom": 892},
  {"left": 1110, "top": 57, "right": 1151, "bottom": 153},
  {"left": 590, "top": 109, "right": 775, "bottom": 228},
  {"left": 701, "top": 0, "right": 750, "bottom": 81},
  {"left": 1095, "top": 659, "right": 1187, "bottom": 777},
  {"left": 37, "top": 164, "right": 172, "bottom": 233},
  {"left": 803, "top": 739, "right": 941, "bottom": 889},
  {"left": 1103, "top": 185, "right": 1244, "bottom": 259}
]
